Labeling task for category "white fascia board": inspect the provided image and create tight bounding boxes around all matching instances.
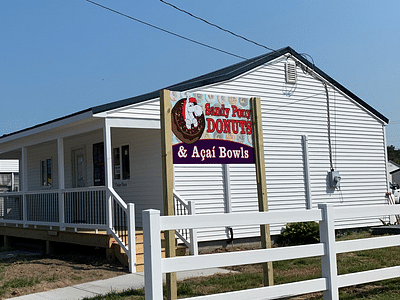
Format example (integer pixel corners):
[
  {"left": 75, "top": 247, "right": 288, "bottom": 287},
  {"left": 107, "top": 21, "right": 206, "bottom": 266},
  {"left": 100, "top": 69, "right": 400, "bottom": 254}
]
[
  {"left": 0, "top": 111, "right": 103, "bottom": 154},
  {"left": 103, "top": 117, "right": 160, "bottom": 129},
  {"left": 93, "top": 97, "right": 159, "bottom": 118},
  {"left": 0, "top": 110, "right": 93, "bottom": 144},
  {"left": 289, "top": 56, "right": 388, "bottom": 126}
]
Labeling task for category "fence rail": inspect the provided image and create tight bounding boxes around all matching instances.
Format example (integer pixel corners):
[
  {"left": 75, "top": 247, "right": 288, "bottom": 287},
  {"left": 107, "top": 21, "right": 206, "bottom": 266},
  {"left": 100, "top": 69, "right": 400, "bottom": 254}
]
[{"left": 143, "top": 204, "right": 400, "bottom": 300}]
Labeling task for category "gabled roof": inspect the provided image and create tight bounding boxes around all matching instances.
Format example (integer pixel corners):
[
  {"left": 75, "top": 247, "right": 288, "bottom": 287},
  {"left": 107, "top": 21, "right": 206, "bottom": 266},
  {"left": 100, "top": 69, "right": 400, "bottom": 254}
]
[
  {"left": 0, "top": 46, "right": 389, "bottom": 141},
  {"left": 91, "top": 46, "right": 388, "bottom": 124}
]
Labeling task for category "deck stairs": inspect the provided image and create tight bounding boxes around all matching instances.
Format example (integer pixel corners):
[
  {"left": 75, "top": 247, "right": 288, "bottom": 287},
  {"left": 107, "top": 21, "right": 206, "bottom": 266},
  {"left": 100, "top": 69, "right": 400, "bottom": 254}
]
[{"left": 109, "top": 230, "right": 187, "bottom": 272}]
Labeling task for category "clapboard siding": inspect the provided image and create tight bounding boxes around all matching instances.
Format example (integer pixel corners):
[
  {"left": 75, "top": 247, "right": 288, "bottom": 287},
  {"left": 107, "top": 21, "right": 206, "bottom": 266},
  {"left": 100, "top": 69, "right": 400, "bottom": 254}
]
[
  {"left": 106, "top": 56, "right": 387, "bottom": 241},
  {"left": 111, "top": 128, "right": 163, "bottom": 226},
  {"left": 179, "top": 58, "right": 388, "bottom": 237},
  {"left": 63, "top": 130, "right": 103, "bottom": 189},
  {"left": 174, "top": 164, "right": 226, "bottom": 241},
  {"left": 0, "top": 160, "right": 19, "bottom": 173},
  {"left": 106, "top": 99, "right": 160, "bottom": 120},
  {"left": 27, "top": 141, "right": 58, "bottom": 190}
]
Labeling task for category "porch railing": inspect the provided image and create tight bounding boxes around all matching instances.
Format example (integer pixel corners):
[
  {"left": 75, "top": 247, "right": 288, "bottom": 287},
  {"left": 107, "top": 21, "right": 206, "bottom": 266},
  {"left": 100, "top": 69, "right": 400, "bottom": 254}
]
[
  {"left": 0, "top": 193, "right": 23, "bottom": 221},
  {"left": 108, "top": 187, "right": 136, "bottom": 273},
  {"left": 26, "top": 190, "right": 59, "bottom": 223},
  {"left": 0, "top": 187, "right": 108, "bottom": 229},
  {"left": 64, "top": 187, "right": 106, "bottom": 226},
  {"left": 0, "top": 187, "right": 136, "bottom": 273},
  {"left": 174, "top": 190, "right": 198, "bottom": 255}
]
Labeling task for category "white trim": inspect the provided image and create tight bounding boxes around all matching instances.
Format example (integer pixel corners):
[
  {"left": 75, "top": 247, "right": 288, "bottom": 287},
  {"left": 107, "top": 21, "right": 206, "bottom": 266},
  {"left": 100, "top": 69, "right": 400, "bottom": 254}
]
[
  {"left": 93, "top": 98, "right": 159, "bottom": 117},
  {"left": 96, "top": 117, "right": 160, "bottom": 129},
  {"left": 288, "top": 55, "right": 387, "bottom": 125},
  {"left": 58, "top": 138, "right": 65, "bottom": 230},
  {"left": 384, "top": 125, "right": 390, "bottom": 190},
  {"left": 302, "top": 135, "right": 312, "bottom": 209},
  {"left": 112, "top": 143, "right": 131, "bottom": 182},
  {"left": 0, "top": 111, "right": 93, "bottom": 144},
  {"left": 0, "top": 117, "right": 103, "bottom": 154},
  {"left": 103, "top": 119, "right": 113, "bottom": 233}
]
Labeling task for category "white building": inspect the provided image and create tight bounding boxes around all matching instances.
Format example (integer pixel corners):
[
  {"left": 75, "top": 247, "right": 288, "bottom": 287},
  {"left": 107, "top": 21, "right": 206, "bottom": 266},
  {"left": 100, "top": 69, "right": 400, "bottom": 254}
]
[{"left": 0, "top": 47, "right": 390, "bottom": 265}]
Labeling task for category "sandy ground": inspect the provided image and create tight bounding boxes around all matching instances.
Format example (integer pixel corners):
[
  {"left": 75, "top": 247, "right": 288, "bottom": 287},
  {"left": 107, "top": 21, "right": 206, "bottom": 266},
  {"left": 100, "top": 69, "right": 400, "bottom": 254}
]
[{"left": 0, "top": 250, "right": 127, "bottom": 299}]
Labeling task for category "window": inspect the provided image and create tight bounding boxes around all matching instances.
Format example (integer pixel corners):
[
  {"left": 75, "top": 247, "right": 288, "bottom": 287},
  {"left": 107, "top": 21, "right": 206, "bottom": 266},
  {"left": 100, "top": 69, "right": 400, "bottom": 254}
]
[
  {"left": 113, "top": 145, "right": 130, "bottom": 180},
  {"left": 41, "top": 158, "right": 52, "bottom": 187}
]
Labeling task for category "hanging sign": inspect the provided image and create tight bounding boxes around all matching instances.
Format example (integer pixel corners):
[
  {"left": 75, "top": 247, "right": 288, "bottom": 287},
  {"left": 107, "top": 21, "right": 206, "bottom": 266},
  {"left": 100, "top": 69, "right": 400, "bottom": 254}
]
[{"left": 170, "top": 91, "right": 254, "bottom": 164}]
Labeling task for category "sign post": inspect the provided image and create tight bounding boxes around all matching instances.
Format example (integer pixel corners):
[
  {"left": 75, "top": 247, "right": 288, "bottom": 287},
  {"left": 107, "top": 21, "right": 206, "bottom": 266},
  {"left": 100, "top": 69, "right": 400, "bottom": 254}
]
[
  {"left": 160, "top": 90, "right": 177, "bottom": 300},
  {"left": 251, "top": 97, "right": 274, "bottom": 286},
  {"left": 160, "top": 91, "right": 273, "bottom": 298}
]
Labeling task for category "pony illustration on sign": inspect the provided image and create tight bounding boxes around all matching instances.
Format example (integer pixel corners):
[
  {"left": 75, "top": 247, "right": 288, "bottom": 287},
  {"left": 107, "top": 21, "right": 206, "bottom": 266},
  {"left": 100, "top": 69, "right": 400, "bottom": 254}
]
[{"left": 170, "top": 91, "right": 254, "bottom": 164}]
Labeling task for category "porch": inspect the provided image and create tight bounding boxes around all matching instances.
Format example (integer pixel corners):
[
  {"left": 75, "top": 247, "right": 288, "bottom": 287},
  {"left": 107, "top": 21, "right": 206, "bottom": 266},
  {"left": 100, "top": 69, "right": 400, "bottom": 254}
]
[
  {"left": 0, "top": 114, "right": 197, "bottom": 272},
  {"left": 0, "top": 187, "right": 194, "bottom": 273},
  {"left": 0, "top": 186, "right": 140, "bottom": 269}
]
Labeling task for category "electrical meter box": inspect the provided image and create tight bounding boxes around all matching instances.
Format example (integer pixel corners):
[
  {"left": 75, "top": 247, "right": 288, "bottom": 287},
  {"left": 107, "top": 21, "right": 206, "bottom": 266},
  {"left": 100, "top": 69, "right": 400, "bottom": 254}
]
[{"left": 328, "top": 171, "right": 341, "bottom": 188}]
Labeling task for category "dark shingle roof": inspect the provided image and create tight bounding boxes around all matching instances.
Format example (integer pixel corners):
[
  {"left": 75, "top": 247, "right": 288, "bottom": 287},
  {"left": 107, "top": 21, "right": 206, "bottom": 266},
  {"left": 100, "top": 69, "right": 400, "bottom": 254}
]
[
  {"left": 0, "top": 46, "right": 388, "bottom": 141},
  {"left": 91, "top": 46, "right": 388, "bottom": 123}
]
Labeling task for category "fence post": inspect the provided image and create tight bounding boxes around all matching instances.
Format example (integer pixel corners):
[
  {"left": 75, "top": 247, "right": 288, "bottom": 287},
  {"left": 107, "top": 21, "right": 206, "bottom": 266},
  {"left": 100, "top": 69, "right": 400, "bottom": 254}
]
[
  {"left": 127, "top": 203, "right": 136, "bottom": 273},
  {"left": 143, "top": 209, "right": 163, "bottom": 300},
  {"left": 188, "top": 201, "right": 198, "bottom": 256},
  {"left": 318, "top": 203, "right": 339, "bottom": 300}
]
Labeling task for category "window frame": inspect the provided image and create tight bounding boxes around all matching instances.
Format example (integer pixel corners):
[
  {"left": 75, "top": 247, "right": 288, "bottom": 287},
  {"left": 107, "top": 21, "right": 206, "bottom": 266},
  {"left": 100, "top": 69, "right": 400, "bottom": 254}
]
[
  {"left": 40, "top": 158, "right": 52, "bottom": 188},
  {"left": 113, "top": 144, "right": 131, "bottom": 181}
]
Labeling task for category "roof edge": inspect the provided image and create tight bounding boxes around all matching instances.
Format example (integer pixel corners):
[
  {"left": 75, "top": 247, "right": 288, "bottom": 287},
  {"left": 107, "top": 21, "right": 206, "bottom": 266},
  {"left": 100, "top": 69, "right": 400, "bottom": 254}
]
[
  {"left": 1, "top": 46, "right": 389, "bottom": 142},
  {"left": 0, "top": 108, "right": 93, "bottom": 142}
]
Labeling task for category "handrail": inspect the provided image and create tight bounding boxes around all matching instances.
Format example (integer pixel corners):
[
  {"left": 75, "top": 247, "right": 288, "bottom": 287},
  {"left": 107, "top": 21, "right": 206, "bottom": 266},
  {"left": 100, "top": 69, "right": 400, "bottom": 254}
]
[
  {"left": 173, "top": 190, "right": 198, "bottom": 255},
  {"left": 109, "top": 186, "right": 127, "bottom": 210},
  {"left": 0, "top": 191, "right": 23, "bottom": 196},
  {"left": 62, "top": 186, "right": 106, "bottom": 193},
  {"left": 107, "top": 187, "right": 135, "bottom": 273},
  {"left": 1, "top": 186, "right": 136, "bottom": 273},
  {"left": 0, "top": 186, "right": 106, "bottom": 196},
  {"left": 173, "top": 190, "right": 188, "bottom": 208}
]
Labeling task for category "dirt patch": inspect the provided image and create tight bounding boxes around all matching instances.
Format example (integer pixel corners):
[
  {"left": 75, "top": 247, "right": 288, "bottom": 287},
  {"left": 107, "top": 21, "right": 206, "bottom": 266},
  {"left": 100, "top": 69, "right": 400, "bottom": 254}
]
[{"left": 0, "top": 252, "right": 127, "bottom": 299}]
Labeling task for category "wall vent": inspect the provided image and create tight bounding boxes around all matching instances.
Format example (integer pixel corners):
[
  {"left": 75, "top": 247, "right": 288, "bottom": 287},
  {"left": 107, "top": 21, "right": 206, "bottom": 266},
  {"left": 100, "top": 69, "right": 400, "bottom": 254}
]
[{"left": 285, "top": 61, "right": 297, "bottom": 83}]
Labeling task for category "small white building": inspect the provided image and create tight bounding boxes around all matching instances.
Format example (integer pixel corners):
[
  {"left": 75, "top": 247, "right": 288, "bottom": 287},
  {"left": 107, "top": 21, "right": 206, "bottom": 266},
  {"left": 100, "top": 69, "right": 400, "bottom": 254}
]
[
  {"left": 388, "top": 160, "right": 400, "bottom": 184},
  {"left": 0, "top": 160, "right": 19, "bottom": 192},
  {"left": 0, "top": 47, "right": 390, "bottom": 258}
]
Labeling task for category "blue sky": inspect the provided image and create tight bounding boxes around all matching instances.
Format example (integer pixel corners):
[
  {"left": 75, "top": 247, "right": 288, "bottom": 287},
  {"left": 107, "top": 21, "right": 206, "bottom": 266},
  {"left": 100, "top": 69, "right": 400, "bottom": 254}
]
[{"left": 1, "top": 1, "right": 399, "bottom": 147}]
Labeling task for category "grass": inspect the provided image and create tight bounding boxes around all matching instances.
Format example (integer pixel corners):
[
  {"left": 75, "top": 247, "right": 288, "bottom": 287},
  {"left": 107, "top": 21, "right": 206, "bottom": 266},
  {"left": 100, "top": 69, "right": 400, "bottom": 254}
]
[
  {"left": 0, "top": 250, "right": 121, "bottom": 298},
  {"left": 81, "top": 230, "right": 400, "bottom": 300},
  {"left": 0, "top": 277, "right": 42, "bottom": 296}
]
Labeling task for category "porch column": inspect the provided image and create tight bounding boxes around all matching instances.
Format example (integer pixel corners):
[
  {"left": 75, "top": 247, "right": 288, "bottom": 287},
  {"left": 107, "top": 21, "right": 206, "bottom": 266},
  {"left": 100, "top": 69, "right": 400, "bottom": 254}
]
[
  {"left": 58, "top": 138, "right": 65, "bottom": 230},
  {"left": 22, "top": 146, "right": 28, "bottom": 227},
  {"left": 103, "top": 119, "right": 113, "bottom": 234}
]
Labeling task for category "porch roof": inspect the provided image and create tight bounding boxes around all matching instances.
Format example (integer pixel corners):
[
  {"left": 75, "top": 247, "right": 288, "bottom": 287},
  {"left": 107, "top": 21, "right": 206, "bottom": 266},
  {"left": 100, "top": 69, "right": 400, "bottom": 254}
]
[{"left": 0, "top": 46, "right": 389, "bottom": 145}]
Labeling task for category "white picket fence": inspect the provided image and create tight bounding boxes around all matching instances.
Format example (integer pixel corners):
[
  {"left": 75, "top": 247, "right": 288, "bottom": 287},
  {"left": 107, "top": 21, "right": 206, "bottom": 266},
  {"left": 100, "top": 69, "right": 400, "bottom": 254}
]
[{"left": 143, "top": 204, "right": 400, "bottom": 300}]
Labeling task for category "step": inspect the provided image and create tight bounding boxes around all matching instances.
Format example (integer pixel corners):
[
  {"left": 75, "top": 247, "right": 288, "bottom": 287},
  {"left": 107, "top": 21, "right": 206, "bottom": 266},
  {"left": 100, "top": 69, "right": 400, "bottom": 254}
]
[
  {"left": 110, "top": 230, "right": 186, "bottom": 272},
  {"left": 135, "top": 245, "right": 187, "bottom": 272}
]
